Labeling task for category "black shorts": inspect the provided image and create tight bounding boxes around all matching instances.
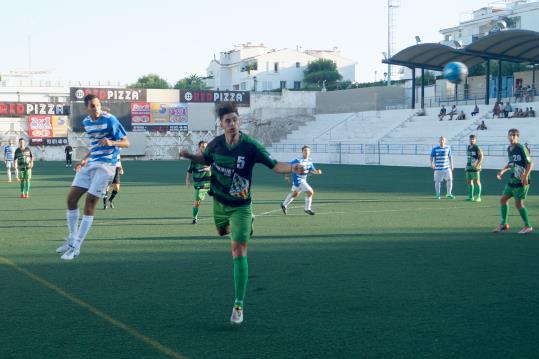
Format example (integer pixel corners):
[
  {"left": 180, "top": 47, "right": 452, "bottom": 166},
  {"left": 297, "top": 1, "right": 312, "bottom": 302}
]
[{"left": 112, "top": 168, "right": 121, "bottom": 184}]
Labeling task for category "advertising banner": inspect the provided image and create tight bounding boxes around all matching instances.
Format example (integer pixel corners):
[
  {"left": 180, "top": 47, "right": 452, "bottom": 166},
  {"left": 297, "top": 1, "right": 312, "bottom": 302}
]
[
  {"left": 27, "top": 115, "right": 69, "bottom": 146},
  {"left": 179, "top": 90, "right": 249, "bottom": 106},
  {"left": 131, "top": 103, "right": 188, "bottom": 132},
  {"left": 0, "top": 102, "right": 68, "bottom": 117},
  {"left": 70, "top": 87, "right": 147, "bottom": 102}
]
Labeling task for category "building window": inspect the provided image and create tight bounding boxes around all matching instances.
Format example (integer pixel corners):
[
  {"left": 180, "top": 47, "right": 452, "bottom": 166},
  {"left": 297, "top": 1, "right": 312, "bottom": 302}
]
[
  {"left": 280, "top": 81, "right": 287, "bottom": 89},
  {"left": 294, "top": 81, "right": 301, "bottom": 89},
  {"left": 274, "top": 62, "right": 279, "bottom": 73},
  {"left": 296, "top": 62, "right": 300, "bottom": 68},
  {"left": 263, "top": 81, "right": 272, "bottom": 91},
  {"left": 233, "top": 84, "right": 240, "bottom": 90},
  {"left": 240, "top": 82, "right": 246, "bottom": 90}
]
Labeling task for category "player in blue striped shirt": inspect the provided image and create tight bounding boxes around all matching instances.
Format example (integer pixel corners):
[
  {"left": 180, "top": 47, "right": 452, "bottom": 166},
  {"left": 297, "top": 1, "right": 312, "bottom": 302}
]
[
  {"left": 3, "top": 139, "right": 18, "bottom": 183},
  {"left": 57, "top": 94, "right": 130, "bottom": 260},
  {"left": 281, "top": 145, "right": 323, "bottom": 215},
  {"left": 430, "top": 136, "right": 455, "bottom": 199}
]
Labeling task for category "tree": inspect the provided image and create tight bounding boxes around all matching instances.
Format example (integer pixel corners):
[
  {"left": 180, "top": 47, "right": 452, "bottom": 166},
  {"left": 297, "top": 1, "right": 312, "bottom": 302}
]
[
  {"left": 303, "top": 59, "right": 342, "bottom": 89},
  {"left": 173, "top": 74, "right": 209, "bottom": 90},
  {"left": 414, "top": 70, "right": 437, "bottom": 86},
  {"left": 130, "top": 74, "right": 170, "bottom": 89}
]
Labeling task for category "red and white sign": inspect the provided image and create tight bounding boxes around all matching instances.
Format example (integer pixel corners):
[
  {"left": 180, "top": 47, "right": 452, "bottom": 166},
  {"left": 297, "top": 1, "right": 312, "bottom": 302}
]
[
  {"left": 28, "top": 115, "right": 53, "bottom": 138},
  {"left": 130, "top": 102, "right": 151, "bottom": 123}
]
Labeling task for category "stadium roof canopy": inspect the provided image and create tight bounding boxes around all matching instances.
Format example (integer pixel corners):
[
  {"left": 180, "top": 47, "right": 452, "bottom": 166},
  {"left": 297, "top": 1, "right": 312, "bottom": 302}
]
[{"left": 383, "top": 29, "right": 539, "bottom": 71}]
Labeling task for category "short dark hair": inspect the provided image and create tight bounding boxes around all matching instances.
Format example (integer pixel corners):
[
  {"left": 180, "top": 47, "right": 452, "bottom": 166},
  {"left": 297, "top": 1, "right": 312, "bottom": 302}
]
[
  {"left": 18, "top": 138, "right": 25, "bottom": 142},
  {"left": 302, "top": 145, "right": 310, "bottom": 151},
  {"left": 215, "top": 102, "right": 238, "bottom": 119},
  {"left": 198, "top": 140, "right": 208, "bottom": 147},
  {"left": 84, "top": 94, "right": 98, "bottom": 107},
  {"left": 469, "top": 134, "right": 476, "bottom": 139},
  {"left": 508, "top": 128, "right": 519, "bottom": 136}
]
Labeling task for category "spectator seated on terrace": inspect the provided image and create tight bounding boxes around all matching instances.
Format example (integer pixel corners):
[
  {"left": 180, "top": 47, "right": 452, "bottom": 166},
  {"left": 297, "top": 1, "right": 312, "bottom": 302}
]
[
  {"left": 492, "top": 102, "right": 502, "bottom": 118},
  {"left": 456, "top": 111, "right": 466, "bottom": 120},
  {"left": 471, "top": 104, "right": 479, "bottom": 117},
  {"left": 510, "top": 108, "right": 524, "bottom": 118},
  {"left": 503, "top": 102, "right": 513, "bottom": 118},
  {"left": 438, "top": 105, "right": 447, "bottom": 121},
  {"left": 529, "top": 107, "right": 536, "bottom": 117},
  {"left": 448, "top": 105, "right": 458, "bottom": 120},
  {"left": 477, "top": 120, "right": 487, "bottom": 130}
]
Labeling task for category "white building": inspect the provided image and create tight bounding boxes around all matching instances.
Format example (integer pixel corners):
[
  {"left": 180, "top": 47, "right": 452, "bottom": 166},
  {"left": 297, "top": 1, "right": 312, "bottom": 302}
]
[
  {"left": 439, "top": 0, "right": 539, "bottom": 46},
  {"left": 205, "top": 43, "right": 357, "bottom": 91}
]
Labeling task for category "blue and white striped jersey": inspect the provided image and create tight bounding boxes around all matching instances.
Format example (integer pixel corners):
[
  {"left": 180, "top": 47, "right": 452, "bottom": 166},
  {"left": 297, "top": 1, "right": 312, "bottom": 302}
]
[
  {"left": 289, "top": 158, "right": 316, "bottom": 186},
  {"left": 4, "top": 145, "right": 17, "bottom": 161},
  {"left": 431, "top": 145, "right": 452, "bottom": 170},
  {"left": 83, "top": 112, "right": 126, "bottom": 166}
]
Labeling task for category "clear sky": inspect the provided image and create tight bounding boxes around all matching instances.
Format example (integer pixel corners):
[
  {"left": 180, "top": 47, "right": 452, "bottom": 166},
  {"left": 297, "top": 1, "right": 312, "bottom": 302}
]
[{"left": 1, "top": 0, "right": 491, "bottom": 85}]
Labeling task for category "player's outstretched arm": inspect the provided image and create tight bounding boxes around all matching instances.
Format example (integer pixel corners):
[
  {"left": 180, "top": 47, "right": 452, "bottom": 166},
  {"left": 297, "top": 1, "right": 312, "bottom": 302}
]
[
  {"left": 273, "top": 162, "right": 305, "bottom": 174},
  {"left": 179, "top": 150, "right": 206, "bottom": 164}
]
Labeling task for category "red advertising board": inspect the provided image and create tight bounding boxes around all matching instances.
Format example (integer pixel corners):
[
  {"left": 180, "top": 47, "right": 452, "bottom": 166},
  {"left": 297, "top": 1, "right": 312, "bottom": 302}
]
[{"left": 27, "top": 115, "right": 53, "bottom": 138}]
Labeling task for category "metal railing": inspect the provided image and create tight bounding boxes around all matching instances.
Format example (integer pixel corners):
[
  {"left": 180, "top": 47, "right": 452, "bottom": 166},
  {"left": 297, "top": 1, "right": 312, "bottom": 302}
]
[{"left": 272, "top": 142, "right": 537, "bottom": 157}]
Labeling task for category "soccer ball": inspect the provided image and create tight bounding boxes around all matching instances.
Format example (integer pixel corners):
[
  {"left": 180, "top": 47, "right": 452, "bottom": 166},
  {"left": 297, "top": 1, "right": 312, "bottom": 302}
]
[{"left": 443, "top": 62, "right": 468, "bottom": 84}]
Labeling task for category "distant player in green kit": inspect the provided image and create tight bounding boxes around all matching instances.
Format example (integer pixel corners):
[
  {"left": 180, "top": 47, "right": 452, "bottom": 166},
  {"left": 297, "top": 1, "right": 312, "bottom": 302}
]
[
  {"left": 180, "top": 102, "right": 305, "bottom": 325},
  {"left": 185, "top": 141, "right": 211, "bottom": 224},
  {"left": 465, "top": 134, "right": 483, "bottom": 202},
  {"left": 14, "top": 138, "right": 33, "bottom": 198},
  {"left": 493, "top": 128, "right": 534, "bottom": 234}
]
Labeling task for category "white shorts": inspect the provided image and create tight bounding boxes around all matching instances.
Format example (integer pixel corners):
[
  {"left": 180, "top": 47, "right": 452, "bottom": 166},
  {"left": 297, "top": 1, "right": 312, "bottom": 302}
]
[
  {"left": 291, "top": 182, "right": 313, "bottom": 193},
  {"left": 5, "top": 160, "right": 13, "bottom": 169},
  {"left": 72, "top": 163, "right": 115, "bottom": 197},
  {"left": 434, "top": 169, "right": 452, "bottom": 182}
]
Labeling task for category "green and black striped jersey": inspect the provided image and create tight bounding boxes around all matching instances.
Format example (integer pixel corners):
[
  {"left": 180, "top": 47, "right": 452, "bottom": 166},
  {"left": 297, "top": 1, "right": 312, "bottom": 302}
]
[
  {"left": 507, "top": 143, "right": 532, "bottom": 186},
  {"left": 187, "top": 161, "right": 211, "bottom": 189},
  {"left": 466, "top": 144, "right": 482, "bottom": 172},
  {"left": 14, "top": 147, "right": 32, "bottom": 171},
  {"left": 203, "top": 133, "right": 277, "bottom": 206}
]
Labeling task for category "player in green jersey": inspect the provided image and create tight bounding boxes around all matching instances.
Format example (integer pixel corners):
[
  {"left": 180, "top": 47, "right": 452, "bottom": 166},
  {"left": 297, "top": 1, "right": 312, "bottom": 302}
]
[
  {"left": 180, "top": 102, "right": 304, "bottom": 325},
  {"left": 186, "top": 141, "right": 211, "bottom": 224},
  {"left": 14, "top": 138, "right": 33, "bottom": 199},
  {"left": 465, "top": 134, "right": 483, "bottom": 202},
  {"left": 494, "top": 128, "right": 534, "bottom": 234}
]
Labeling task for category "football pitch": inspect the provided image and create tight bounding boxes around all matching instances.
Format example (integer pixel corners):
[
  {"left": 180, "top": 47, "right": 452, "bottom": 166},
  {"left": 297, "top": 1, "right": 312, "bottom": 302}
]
[{"left": 1, "top": 161, "right": 538, "bottom": 359}]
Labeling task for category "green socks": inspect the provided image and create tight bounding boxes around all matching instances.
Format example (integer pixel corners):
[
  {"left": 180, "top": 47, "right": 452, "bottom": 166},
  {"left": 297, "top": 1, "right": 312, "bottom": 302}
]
[
  {"left": 518, "top": 207, "right": 531, "bottom": 227},
  {"left": 501, "top": 204, "right": 509, "bottom": 225},
  {"left": 192, "top": 207, "right": 199, "bottom": 219},
  {"left": 475, "top": 184, "right": 481, "bottom": 199},
  {"left": 233, "top": 256, "right": 248, "bottom": 308},
  {"left": 467, "top": 183, "right": 474, "bottom": 199},
  {"left": 19, "top": 180, "right": 30, "bottom": 194}
]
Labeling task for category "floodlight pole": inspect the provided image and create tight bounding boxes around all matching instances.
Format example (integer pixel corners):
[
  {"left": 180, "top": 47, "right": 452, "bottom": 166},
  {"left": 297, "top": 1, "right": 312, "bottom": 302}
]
[{"left": 387, "top": 3, "right": 391, "bottom": 87}]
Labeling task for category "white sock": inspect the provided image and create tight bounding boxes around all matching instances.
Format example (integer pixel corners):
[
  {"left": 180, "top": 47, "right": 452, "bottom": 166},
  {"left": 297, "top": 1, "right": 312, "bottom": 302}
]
[
  {"left": 67, "top": 209, "right": 79, "bottom": 240},
  {"left": 283, "top": 193, "right": 294, "bottom": 207},
  {"left": 75, "top": 215, "right": 94, "bottom": 249},
  {"left": 446, "top": 180, "right": 453, "bottom": 195},
  {"left": 7, "top": 170, "right": 11, "bottom": 182},
  {"left": 435, "top": 181, "right": 441, "bottom": 196},
  {"left": 305, "top": 196, "right": 312, "bottom": 211}
]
